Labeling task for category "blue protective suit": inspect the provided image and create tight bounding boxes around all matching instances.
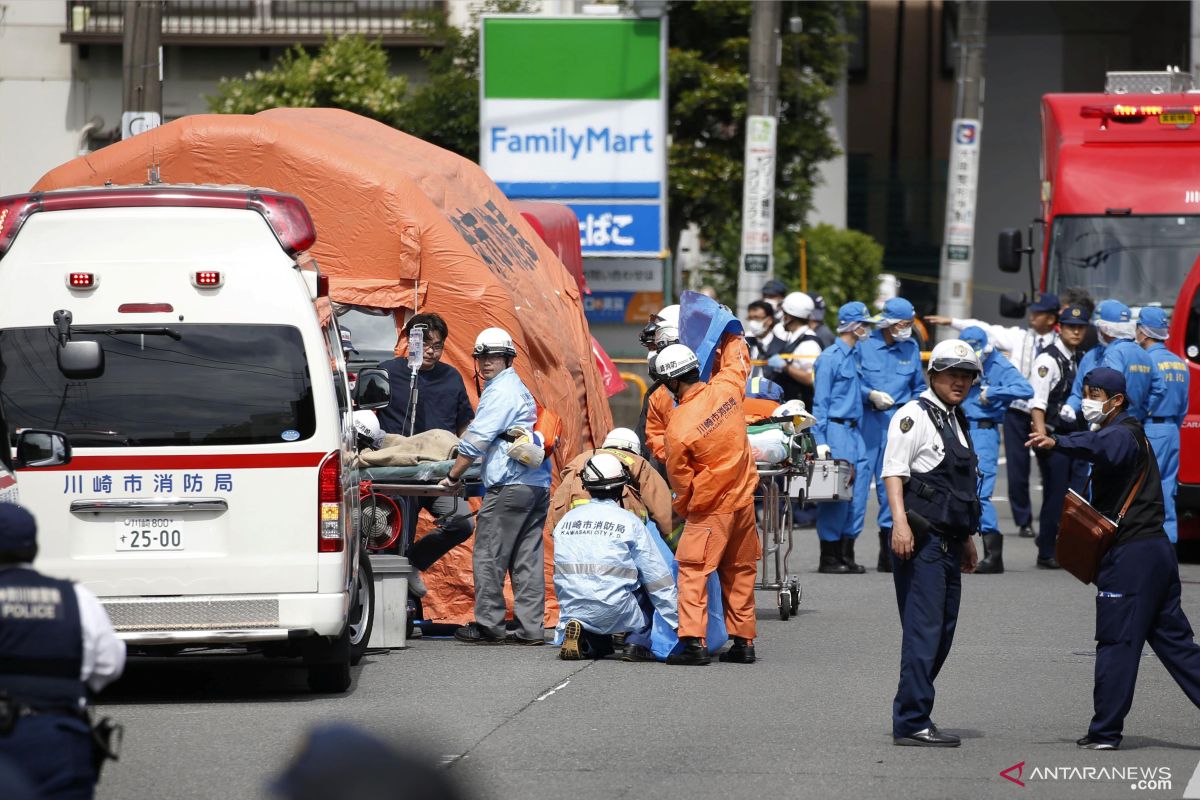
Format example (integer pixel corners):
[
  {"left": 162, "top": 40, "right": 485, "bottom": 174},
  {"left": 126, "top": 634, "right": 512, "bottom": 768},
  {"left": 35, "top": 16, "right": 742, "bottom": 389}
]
[
  {"left": 1101, "top": 339, "right": 1160, "bottom": 422},
  {"left": 813, "top": 338, "right": 871, "bottom": 542},
  {"left": 552, "top": 500, "right": 679, "bottom": 645},
  {"left": 1068, "top": 344, "right": 1106, "bottom": 415},
  {"left": 1144, "top": 342, "right": 1189, "bottom": 542},
  {"left": 962, "top": 350, "right": 1033, "bottom": 536},
  {"left": 457, "top": 367, "right": 552, "bottom": 490},
  {"left": 858, "top": 329, "right": 926, "bottom": 532}
]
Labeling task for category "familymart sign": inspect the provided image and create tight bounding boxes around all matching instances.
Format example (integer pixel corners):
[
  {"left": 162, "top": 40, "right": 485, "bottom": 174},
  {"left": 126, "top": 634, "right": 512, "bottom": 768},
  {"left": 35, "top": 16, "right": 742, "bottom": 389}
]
[{"left": 480, "top": 16, "right": 667, "bottom": 206}]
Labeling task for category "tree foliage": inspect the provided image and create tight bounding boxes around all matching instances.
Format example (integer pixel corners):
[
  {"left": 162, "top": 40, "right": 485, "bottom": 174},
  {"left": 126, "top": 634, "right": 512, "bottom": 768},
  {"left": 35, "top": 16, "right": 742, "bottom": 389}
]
[
  {"left": 206, "top": 2, "right": 864, "bottom": 297},
  {"left": 668, "top": 1, "right": 852, "bottom": 289},
  {"left": 207, "top": 35, "right": 407, "bottom": 122},
  {"left": 779, "top": 224, "right": 884, "bottom": 318}
]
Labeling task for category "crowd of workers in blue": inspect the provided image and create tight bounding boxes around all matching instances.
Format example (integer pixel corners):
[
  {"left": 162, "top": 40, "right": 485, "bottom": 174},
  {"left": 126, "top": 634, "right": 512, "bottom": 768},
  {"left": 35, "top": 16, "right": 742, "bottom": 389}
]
[{"left": 4, "top": 275, "right": 1200, "bottom": 800}]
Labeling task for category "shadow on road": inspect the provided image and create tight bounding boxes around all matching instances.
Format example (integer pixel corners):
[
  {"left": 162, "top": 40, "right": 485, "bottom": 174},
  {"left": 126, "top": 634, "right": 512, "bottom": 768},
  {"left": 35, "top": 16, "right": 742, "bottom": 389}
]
[{"left": 96, "top": 655, "right": 365, "bottom": 705}]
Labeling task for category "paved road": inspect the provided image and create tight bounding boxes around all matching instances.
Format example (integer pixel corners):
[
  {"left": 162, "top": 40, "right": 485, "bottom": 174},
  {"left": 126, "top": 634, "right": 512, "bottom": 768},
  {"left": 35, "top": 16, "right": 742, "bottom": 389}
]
[{"left": 95, "top": 470, "right": 1200, "bottom": 800}]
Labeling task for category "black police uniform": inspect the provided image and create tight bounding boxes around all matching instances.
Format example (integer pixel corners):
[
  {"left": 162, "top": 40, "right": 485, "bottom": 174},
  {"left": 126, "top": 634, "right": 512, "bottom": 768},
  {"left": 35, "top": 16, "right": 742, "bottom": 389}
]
[
  {"left": 891, "top": 397, "right": 979, "bottom": 740},
  {"left": 766, "top": 329, "right": 822, "bottom": 410},
  {"left": 1054, "top": 412, "right": 1200, "bottom": 746},
  {"left": 0, "top": 567, "right": 97, "bottom": 799},
  {"left": 1034, "top": 346, "right": 1089, "bottom": 563}
]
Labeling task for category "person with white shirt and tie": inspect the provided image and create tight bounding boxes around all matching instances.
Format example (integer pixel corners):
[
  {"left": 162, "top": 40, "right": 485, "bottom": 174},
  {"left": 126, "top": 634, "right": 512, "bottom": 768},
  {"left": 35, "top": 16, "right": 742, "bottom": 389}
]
[
  {"left": 1026, "top": 304, "right": 1091, "bottom": 569},
  {"left": 882, "top": 339, "right": 982, "bottom": 747},
  {"left": 928, "top": 291, "right": 1061, "bottom": 538}
]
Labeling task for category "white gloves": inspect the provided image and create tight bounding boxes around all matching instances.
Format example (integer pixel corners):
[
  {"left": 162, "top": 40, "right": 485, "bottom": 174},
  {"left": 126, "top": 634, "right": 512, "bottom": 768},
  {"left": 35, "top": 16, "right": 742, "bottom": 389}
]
[
  {"left": 1059, "top": 405, "right": 1077, "bottom": 423},
  {"left": 868, "top": 390, "right": 895, "bottom": 411},
  {"left": 815, "top": 444, "right": 831, "bottom": 459}
]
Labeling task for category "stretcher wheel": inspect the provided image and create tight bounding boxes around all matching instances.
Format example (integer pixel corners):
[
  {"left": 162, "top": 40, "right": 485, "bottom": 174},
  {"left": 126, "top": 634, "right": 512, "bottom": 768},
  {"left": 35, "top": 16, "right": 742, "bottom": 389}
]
[
  {"left": 778, "top": 591, "right": 790, "bottom": 621},
  {"left": 790, "top": 586, "right": 800, "bottom": 614}
]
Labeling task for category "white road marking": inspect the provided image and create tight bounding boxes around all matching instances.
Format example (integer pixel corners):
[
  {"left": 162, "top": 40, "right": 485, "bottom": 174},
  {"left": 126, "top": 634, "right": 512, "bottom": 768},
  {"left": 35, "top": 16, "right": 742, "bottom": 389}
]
[
  {"left": 1183, "top": 755, "right": 1200, "bottom": 799},
  {"left": 534, "top": 680, "right": 570, "bottom": 702}
]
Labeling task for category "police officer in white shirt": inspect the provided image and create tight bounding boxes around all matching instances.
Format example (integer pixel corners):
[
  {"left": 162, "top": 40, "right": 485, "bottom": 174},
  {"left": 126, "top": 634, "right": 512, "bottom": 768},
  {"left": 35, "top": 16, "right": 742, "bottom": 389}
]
[
  {"left": 1027, "top": 304, "right": 1090, "bottom": 569},
  {"left": 882, "top": 340, "right": 981, "bottom": 747},
  {"left": 928, "top": 292, "right": 1060, "bottom": 538},
  {"left": 0, "top": 503, "right": 126, "bottom": 798}
]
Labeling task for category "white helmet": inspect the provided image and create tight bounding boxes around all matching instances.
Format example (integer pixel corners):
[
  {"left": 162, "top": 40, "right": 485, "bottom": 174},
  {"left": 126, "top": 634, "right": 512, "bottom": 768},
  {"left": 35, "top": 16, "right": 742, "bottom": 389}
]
[
  {"left": 781, "top": 291, "right": 814, "bottom": 320},
  {"left": 653, "top": 324, "right": 679, "bottom": 349},
  {"left": 602, "top": 427, "right": 641, "bottom": 454},
  {"left": 505, "top": 426, "right": 546, "bottom": 468},
  {"left": 352, "top": 410, "right": 384, "bottom": 450},
  {"left": 655, "top": 304, "right": 680, "bottom": 327},
  {"left": 581, "top": 452, "right": 629, "bottom": 494},
  {"left": 473, "top": 327, "right": 516, "bottom": 358},
  {"left": 654, "top": 343, "right": 700, "bottom": 380},
  {"left": 928, "top": 339, "right": 981, "bottom": 374}
]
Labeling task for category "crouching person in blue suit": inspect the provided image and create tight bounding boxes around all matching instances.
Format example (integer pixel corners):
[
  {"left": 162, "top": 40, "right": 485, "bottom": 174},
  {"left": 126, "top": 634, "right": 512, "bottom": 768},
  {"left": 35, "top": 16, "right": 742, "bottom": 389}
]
[{"left": 553, "top": 453, "right": 681, "bottom": 662}]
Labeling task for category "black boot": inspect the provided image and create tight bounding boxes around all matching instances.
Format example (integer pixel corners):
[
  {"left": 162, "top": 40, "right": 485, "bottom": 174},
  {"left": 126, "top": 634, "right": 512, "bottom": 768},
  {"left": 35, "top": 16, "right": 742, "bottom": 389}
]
[
  {"left": 877, "top": 528, "right": 893, "bottom": 573},
  {"left": 975, "top": 533, "right": 1004, "bottom": 574},
  {"left": 718, "top": 637, "right": 757, "bottom": 664},
  {"left": 841, "top": 537, "right": 866, "bottom": 574},
  {"left": 818, "top": 539, "right": 851, "bottom": 574},
  {"left": 666, "top": 636, "right": 711, "bottom": 666}
]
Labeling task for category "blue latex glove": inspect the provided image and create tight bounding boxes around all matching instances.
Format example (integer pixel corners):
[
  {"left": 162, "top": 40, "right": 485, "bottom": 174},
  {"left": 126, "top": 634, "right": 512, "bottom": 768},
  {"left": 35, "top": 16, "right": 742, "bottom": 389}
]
[{"left": 767, "top": 354, "right": 787, "bottom": 371}]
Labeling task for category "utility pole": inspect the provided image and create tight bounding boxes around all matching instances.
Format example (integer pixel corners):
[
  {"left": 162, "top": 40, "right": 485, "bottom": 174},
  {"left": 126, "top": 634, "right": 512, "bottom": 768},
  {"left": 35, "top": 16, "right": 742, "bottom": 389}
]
[
  {"left": 736, "top": 1, "right": 782, "bottom": 316},
  {"left": 122, "top": 1, "right": 163, "bottom": 140},
  {"left": 935, "top": 1, "right": 987, "bottom": 329}
]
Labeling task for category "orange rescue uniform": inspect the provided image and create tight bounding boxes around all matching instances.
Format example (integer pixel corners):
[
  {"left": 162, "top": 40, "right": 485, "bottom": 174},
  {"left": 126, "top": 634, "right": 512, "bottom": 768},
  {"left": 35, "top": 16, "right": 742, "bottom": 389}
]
[
  {"left": 665, "top": 335, "right": 760, "bottom": 641},
  {"left": 644, "top": 385, "right": 674, "bottom": 463},
  {"left": 547, "top": 446, "right": 674, "bottom": 538}
]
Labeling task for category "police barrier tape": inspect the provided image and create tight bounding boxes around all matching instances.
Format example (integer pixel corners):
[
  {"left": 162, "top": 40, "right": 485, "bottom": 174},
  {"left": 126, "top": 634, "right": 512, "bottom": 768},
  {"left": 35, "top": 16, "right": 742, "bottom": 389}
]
[{"left": 609, "top": 351, "right": 933, "bottom": 366}]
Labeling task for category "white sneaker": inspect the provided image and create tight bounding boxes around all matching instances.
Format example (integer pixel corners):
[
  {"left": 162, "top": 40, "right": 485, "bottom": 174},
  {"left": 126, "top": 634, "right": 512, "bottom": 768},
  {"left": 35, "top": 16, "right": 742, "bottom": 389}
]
[{"left": 408, "top": 570, "right": 427, "bottom": 598}]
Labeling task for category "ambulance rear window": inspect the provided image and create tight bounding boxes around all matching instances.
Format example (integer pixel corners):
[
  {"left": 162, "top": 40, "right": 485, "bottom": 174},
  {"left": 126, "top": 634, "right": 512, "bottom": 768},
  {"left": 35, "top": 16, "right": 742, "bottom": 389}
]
[{"left": 0, "top": 324, "right": 316, "bottom": 447}]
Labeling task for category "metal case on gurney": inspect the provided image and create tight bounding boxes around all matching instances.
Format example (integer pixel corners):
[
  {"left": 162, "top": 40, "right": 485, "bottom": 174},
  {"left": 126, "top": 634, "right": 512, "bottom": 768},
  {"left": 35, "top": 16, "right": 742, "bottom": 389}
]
[{"left": 804, "top": 458, "right": 853, "bottom": 502}]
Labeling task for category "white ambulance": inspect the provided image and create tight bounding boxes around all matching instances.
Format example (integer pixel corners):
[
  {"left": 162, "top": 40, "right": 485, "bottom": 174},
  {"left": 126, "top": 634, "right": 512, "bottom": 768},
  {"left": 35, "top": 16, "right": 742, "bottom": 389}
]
[{"left": 0, "top": 184, "right": 389, "bottom": 693}]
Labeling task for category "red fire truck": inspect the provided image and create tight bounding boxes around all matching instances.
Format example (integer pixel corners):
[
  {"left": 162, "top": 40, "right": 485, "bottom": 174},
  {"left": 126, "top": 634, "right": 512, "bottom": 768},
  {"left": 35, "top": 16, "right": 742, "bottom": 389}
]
[{"left": 998, "top": 70, "right": 1200, "bottom": 541}]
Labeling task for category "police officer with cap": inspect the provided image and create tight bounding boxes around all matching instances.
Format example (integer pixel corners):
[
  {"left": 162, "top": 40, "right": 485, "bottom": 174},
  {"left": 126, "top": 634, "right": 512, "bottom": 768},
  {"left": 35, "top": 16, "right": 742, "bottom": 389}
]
[
  {"left": 881, "top": 339, "right": 982, "bottom": 747},
  {"left": 1028, "top": 368, "right": 1200, "bottom": 750},
  {"left": 1136, "top": 307, "right": 1189, "bottom": 544},
  {"left": 0, "top": 503, "right": 126, "bottom": 797},
  {"left": 1028, "top": 304, "right": 1091, "bottom": 569}
]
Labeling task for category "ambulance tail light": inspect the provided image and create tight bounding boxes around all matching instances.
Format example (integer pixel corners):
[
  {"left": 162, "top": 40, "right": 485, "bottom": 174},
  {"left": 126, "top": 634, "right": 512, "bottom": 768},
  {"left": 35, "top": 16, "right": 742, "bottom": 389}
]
[
  {"left": 318, "top": 452, "right": 344, "bottom": 553},
  {"left": 252, "top": 192, "right": 317, "bottom": 256},
  {"left": 66, "top": 272, "right": 97, "bottom": 289},
  {"left": 0, "top": 187, "right": 317, "bottom": 259},
  {"left": 192, "top": 270, "right": 223, "bottom": 288},
  {"left": 0, "top": 195, "right": 38, "bottom": 258}
]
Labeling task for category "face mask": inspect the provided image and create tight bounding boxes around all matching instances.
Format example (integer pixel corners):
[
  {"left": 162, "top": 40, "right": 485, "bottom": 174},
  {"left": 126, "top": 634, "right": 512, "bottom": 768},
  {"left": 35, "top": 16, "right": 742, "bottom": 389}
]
[
  {"left": 745, "top": 319, "right": 767, "bottom": 337},
  {"left": 1081, "top": 398, "right": 1108, "bottom": 425},
  {"left": 891, "top": 326, "right": 913, "bottom": 341},
  {"left": 853, "top": 325, "right": 870, "bottom": 341}
]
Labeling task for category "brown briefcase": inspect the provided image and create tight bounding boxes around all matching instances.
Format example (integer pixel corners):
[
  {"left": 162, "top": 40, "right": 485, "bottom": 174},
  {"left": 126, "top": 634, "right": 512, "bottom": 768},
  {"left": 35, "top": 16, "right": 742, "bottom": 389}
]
[{"left": 1055, "top": 437, "right": 1150, "bottom": 585}]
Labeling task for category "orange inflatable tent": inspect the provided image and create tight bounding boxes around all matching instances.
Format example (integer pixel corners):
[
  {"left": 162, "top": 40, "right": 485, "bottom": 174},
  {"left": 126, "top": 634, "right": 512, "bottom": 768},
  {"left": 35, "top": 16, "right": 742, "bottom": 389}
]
[{"left": 34, "top": 108, "right": 614, "bottom": 626}]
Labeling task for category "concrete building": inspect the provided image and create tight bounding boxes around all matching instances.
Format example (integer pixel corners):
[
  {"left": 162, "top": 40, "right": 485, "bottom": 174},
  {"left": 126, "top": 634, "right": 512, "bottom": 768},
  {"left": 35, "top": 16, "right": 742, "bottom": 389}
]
[
  {"left": 0, "top": 0, "right": 443, "bottom": 195},
  {"left": 846, "top": 0, "right": 1194, "bottom": 322}
]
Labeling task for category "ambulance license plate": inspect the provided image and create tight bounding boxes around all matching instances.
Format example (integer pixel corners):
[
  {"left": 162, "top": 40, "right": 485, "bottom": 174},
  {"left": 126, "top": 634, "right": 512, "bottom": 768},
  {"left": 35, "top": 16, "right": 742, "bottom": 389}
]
[
  {"left": 1160, "top": 112, "right": 1195, "bottom": 126},
  {"left": 116, "top": 519, "right": 184, "bottom": 551}
]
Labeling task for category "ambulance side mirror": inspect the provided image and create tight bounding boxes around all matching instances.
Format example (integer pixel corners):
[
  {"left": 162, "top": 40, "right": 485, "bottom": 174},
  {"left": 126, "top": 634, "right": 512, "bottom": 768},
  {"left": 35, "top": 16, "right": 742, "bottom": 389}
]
[
  {"left": 57, "top": 340, "right": 104, "bottom": 380},
  {"left": 353, "top": 368, "right": 390, "bottom": 410},
  {"left": 15, "top": 430, "right": 72, "bottom": 468}
]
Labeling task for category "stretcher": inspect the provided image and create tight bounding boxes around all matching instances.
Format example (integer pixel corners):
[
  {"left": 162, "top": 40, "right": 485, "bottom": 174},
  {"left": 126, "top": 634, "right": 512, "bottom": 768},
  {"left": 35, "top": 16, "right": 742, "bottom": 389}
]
[
  {"left": 356, "top": 461, "right": 483, "bottom": 552},
  {"left": 755, "top": 464, "right": 803, "bottom": 621}
]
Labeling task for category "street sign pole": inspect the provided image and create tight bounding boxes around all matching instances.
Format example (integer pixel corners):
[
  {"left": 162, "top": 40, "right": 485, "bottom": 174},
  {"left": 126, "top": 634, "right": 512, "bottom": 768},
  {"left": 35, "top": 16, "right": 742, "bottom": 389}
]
[
  {"left": 737, "top": 0, "right": 781, "bottom": 316},
  {"left": 936, "top": 1, "right": 988, "bottom": 330}
]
